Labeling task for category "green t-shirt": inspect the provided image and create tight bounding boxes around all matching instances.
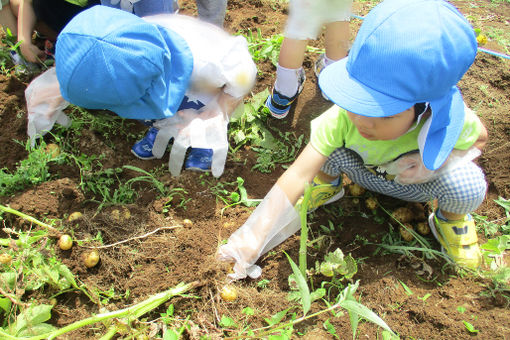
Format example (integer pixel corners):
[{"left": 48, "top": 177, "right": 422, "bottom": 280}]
[
  {"left": 310, "top": 104, "right": 482, "bottom": 167},
  {"left": 66, "top": 0, "right": 88, "bottom": 7}
]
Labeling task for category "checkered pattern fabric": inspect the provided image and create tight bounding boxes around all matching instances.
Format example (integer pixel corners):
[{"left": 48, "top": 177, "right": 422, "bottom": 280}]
[{"left": 322, "top": 148, "right": 486, "bottom": 214}]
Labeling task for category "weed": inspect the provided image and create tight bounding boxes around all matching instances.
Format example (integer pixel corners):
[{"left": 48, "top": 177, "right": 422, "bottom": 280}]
[{"left": 244, "top": 28, "right": 284, "bottom": 66}]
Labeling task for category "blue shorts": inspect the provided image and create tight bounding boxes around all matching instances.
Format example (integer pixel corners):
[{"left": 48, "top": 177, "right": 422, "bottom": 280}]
[{"left": 322, "top": 148, "right": 487, "bottom": 215}]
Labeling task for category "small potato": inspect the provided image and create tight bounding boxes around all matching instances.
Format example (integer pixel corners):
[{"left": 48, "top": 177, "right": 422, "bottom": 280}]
[
  {"left": 44, "top": 143, "right": 60, "bottom": 157},
  {"left": 416, "top": 222, "right": 430, "bottom": 235},
  {"left": 365, "top": 196, "right": 378, "bottom": 210},
  {"left": 58, "top": 234, "right": 73, "bottom": 250},
  {"left": 183, "top": 219, "right": 193, "bottom": 225},
  {"left": 399, "top": 224, "right": 414, "bottom": 242},
  {"left": 348, "top": 183, "right": 366, "bottom": 197},
  {"left": 68, "top": 212, "right": 83, "bottom": 222},
  {"left": 0, "top": 253, "right": 12, "bottom": 265},
  {"left": 391, "top": 207, "right": 414, "bottom": 224},
  {"left": 220, "top": 285, "right": 238, "bottom": 301},
  {"left": 83, "top": 250, "right": 100, "bottom": 268}
]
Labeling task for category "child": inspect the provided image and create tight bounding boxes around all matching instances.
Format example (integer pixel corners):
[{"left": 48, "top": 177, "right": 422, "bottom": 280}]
[
  {"left": 265, "top": 0, "right": 352, "bottom": 119},
  {"left": 55, "top": 5, "right": 256, "bottom": 177},
  {"left": 219, "top": 0, "right": 488, "bottom": 280},
  {"left": 17, "top": 0, "right": 100, "bottom": 63}
]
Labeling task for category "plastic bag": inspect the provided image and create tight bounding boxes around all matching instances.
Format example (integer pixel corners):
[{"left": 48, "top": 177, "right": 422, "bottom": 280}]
[
  {"left": 218, "top": 184, "right": 300, "bottom": 280},
  {"left": 26, "top": 67, "right": 70, "bottom": 146},
  {"left": 381, "top": 147, "right": 481, "bottom": 185},
  {"left": 153, "top": 99, "right": 229, "bottom": 178}
]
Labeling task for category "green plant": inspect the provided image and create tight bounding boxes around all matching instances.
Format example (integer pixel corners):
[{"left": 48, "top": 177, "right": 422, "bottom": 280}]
[
  {"left": 462, "top": 320, "right": 479, "bottom": 334},
  {"left": 252, "top": 131, "right": 305, "bottom": 173},
  {"left": 162, "top": 187, "right": 191, "bottom": 212},
  {"left": 244, "top": 28, "right": 284, "bottom": 66},
  {"left": 220, "top": 177, "right": 261, "bottom": 214},
  {"left": 0, "top": 140, "right": 64, "bottom": 196}
]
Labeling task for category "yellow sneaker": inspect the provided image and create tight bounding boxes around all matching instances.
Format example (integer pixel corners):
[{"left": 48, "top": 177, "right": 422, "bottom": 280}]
[
  {"left": 428, "top": 212, "right": 481, "bottom": 269},
  {"left": 304, "top": 176, "right": 345, "bottom": 212}
]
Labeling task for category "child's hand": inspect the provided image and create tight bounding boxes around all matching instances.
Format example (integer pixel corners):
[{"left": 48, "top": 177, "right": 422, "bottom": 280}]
[
  {"left": 19, "top": 41, "right": 45, "bottom": 63},
  {"left": 218, "top": 184, "right": 300, "bottom": 280}
]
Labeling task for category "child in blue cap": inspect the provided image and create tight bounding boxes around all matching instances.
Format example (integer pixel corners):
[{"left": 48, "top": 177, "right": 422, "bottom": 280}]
[
  {"left": 219, "top": 0, "right": 488, "bottom": 280},
  {"left": 55, "top": 6, "right": 256, "bottom": 177}
]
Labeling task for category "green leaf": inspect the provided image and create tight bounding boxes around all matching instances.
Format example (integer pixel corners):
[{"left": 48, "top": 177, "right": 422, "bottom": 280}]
[
  {"left": 219, "top": 315, "right": 237, "bottom": 328},
  {"left": 14, "top": 304, "right": 54, "bottom": 335},
  {"left": 0, "top": 297, "right": 11, "bottom": 313},
  {"left": 163, "top": 329, "right": 180, "bottom": 340},
  {"left": 463, "top": 321, "right": 479, "bottom": 333},
  {"left": 284, "top": 252, "right": 311, "bottom": 315},
  {"left": 339, "top": 300, "right": 394, "bottom": 334},
  {"left": 0, "top": 271, "right": 16, "bottom": 290},
  {"left": 264, "top": 308, "right": 289, "bottom": 326},
  {"left": 17, "top": 323, "right": 56, "bottom": 337}
]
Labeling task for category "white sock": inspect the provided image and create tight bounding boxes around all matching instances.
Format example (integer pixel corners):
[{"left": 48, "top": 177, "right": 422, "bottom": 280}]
[{"left": 274, "top": 64, "right": 303, "bottom": 98}]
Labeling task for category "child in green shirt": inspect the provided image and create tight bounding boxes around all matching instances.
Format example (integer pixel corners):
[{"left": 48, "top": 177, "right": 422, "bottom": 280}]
[{"left": 219, "top": 0, "right": 488, "bottom": 280}]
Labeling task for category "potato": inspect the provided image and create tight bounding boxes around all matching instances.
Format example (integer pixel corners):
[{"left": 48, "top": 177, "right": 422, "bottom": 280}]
[
  {"left": 111, "top": 207, "right": 131, "bottom": 222},
  {"left": 68, "top": 211, "right": 83, "bottom": 222},
  {"left": 44, "top": 143, "right": 60, "bottom": 157},
  {"left": 391, "top": 207, "right": 414, "bottom": 224},
  {"left": 0, "top": 253, "right": 12, "bottom": 265},
  {"left": 58, "top": 234, "right": 73, "bottom": 250},
  {"left": 348, "top": 183, "right": 366, "bottom": 196},
  {"left": 220, "top": 285, "right": 238, "bottom": 301},
  {"left": 365, "top": 196, "right": 378, "bottom": 210},
  {"left": 183, "top": 219, "right": 193, "bottom": 225},
  {"left": 83, "top": 250, "right": 100, "bottom": 268},
  {"left": 416, "top": 221, "right": 430, "bottom": 235},
  {"left": 399, "top": 224, "right": 414, "bottom": 242}
]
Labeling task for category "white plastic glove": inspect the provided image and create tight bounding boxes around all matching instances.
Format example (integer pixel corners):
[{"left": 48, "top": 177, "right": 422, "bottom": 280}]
[
  {"left": 26, "top": 67, "right": 71, "bottom": 147},
  {"left": 218, "top": 184, "right": 300, "bottom": 280},
  {"left": 153, "top": 100, "right": 229, "bottom": 178},
  {"left": 382, "top": 147, "right": 481, "bottom": 185}
]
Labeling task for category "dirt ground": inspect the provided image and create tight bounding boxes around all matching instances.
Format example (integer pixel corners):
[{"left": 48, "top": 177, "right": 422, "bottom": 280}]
[{"left": 0, "top": 0, "right": 509, "bottom": 339}]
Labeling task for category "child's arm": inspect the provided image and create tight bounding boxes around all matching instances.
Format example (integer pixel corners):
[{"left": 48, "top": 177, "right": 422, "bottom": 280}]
[
  {"left": 218, "top": 143, "right": 327, "bottom": 279},
  {"left": 17, "top": 0, "right": 44, "bottom": 63}
]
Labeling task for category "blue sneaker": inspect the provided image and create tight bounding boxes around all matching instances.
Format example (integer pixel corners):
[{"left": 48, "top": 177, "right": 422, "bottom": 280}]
[
  {"left": 131, "top": 127, "right": 159, "bottom": 160},
  {"left": 265, "top": 69, "right": 306, "bottom": 119},
  {"left": 185, "top": 148, "right": 213, "bottom": 172}
]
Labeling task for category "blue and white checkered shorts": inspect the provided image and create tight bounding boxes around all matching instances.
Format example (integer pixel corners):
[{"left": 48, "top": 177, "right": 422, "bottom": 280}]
[{"left": 322, "top": 148, "right": 487, "bottom": 215}]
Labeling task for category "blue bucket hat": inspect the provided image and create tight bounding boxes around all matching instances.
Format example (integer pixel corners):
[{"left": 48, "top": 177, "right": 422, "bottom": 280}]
[
  {"left": 56, "top": 5, "right": 193, "bottom": 120},
  {"left": 319, "top": 0, "right": 477, "bottom": 170}
]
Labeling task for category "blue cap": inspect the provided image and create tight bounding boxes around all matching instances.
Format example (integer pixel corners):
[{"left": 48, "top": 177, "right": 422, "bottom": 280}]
[
  {"left": 319, "top": 0, "right": 477, "bottom": 170},
  {"left": 56, "top": 6, "right": 193, "bottom": 120}
]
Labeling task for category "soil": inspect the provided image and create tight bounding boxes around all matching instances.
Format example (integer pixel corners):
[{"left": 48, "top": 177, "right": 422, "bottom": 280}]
[{"left": 0, "top": 0, "right": 509, "bottom": 339}]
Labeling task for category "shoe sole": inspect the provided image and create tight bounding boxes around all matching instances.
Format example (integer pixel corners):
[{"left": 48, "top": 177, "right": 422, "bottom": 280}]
[
  {"left": 130, "top": 149, "right": 157, "bottom": 160},
  {"left": 185, "top": 167, "right": 210, "bottom": 172},
  {"left": 308, "top": 187, "right": 345, "bottom": 213}
]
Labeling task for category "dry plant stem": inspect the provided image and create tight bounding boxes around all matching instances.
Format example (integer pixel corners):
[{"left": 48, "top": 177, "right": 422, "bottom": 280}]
[
  {"left": 83, "top": 225, "right": 184, "bottom": 249},
  {"left": 0, "top": 204, "right": 57, "bottom": 232},
  {"left": 0, "top": 286, "right": 29, "bottom": 307}
]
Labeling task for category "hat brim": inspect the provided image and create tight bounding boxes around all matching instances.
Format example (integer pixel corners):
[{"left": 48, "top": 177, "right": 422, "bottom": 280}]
[{"left": 318, "top": 58, "right": 415, "bottom": 117}]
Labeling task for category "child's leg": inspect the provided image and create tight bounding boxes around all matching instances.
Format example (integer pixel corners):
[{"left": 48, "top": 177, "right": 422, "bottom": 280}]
[
  {"left": 324, "top": 21, "right": 350, "bottom": 62},
  {"left": 274, "top": 38, "right": 307, "bottom": 97},
  {"left": 0, "top": 0, "right": 18, "bottom": 36},
  {"left": 133, "top": 0, "right": 175, "bottom": 17},
  {"left": 195, "top": 0, "right": 227, "bottom": 28},
  {"left": 323, "top": 147, "right": 486, "bottom": 268}
]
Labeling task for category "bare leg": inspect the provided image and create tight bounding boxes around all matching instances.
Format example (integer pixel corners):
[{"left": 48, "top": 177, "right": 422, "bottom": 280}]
[
  {"left": 439, "top": 210, "right": 466, "bottom": 221},
  {"left": 324, "top": 21, "right": 350, "bottom": 61},
  {"left": 0, "top": 1, "right": 19, "bottom": 35},
  {"left": 278, "top": 37, "right": 307, "bottom": 69}
]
